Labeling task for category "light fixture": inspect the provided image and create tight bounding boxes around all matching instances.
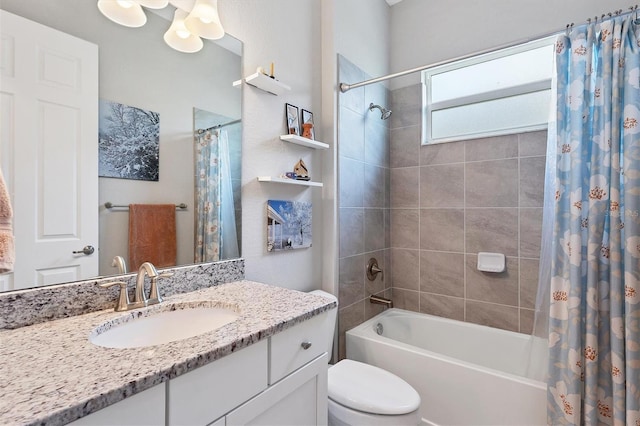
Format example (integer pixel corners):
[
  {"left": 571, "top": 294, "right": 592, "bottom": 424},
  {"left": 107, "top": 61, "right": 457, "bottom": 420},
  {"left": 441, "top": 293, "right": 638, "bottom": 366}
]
[
  {"left": 184, "top": 0, "right": 224, "bottom": 40},
  {"left": 96, "top": 0, "right": 225, "bottom": 52},
  {"left": 164, "top": 9, "right": 204, "bottom": 53},
  {"left": 97, "top": 0, "right": 147, "bottom": 28}
]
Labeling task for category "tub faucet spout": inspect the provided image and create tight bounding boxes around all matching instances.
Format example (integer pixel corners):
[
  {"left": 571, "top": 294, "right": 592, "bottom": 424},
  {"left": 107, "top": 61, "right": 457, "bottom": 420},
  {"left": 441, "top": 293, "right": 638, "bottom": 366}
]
[{"left": 370, "top": 295, "right": 393, "bottom": 309}]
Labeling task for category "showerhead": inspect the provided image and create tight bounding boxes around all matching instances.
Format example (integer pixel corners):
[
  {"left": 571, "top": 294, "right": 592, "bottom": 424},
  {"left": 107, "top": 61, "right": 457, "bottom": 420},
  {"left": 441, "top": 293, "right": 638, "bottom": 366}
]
[{"left": 369, "top": 103, "right": 392, "bottom": 120}]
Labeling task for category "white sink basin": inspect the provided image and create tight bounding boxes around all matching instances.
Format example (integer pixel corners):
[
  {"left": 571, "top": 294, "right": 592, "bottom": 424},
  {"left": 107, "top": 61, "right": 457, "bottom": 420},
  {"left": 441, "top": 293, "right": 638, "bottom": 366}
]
[{"left": 90, "top": 304, "right": 239, "bottom": 349}]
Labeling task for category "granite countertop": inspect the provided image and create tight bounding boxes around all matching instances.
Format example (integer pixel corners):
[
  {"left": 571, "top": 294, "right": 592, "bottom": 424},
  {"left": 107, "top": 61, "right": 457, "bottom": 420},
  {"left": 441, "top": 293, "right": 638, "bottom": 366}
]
[{"left": 0, "top": 280, "right": 336, "bottom": 426}]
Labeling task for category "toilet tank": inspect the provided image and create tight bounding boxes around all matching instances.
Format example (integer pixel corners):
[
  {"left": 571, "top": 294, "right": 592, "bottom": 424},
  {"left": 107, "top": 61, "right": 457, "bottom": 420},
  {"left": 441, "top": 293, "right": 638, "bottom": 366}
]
[{"left": 309, "top": 290, "right": 338, "bottom": 356}]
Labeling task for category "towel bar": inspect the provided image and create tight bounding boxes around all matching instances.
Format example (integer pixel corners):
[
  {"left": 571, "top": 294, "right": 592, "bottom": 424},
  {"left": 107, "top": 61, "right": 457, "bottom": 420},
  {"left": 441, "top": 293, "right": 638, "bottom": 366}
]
[{"left": 104, "top": 202, "right": 188, "bottom": 209}]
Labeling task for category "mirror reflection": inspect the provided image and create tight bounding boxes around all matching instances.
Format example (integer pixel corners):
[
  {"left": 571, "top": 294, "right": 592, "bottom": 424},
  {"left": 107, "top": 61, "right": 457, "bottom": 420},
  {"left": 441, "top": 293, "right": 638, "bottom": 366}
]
[
  {"left": 0, "top": 0, "right": 242, "bottom": 292},
  {"left": 193, "top": 108, "right": 242, "bottom": 262}
]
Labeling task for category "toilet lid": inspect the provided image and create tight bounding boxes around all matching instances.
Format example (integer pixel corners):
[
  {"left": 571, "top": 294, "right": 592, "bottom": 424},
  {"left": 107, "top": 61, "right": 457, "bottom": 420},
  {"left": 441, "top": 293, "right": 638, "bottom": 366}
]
[{"left": 328, "top": 359, "right": 420, "bottom": 415}]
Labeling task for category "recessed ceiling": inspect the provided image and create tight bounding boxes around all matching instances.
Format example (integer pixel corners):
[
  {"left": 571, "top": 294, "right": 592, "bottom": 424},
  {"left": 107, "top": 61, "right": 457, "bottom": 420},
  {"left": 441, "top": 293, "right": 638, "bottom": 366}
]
[{"left": 386, "top": 0, "right": 404, "bottom": 5}]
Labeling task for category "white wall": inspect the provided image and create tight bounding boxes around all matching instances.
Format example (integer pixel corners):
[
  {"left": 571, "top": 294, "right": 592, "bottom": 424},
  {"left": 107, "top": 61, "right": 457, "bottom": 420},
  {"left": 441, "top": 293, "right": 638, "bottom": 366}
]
[
  {"left": 219, "top": 0, "right": 390, "bottom": 293},
  {"left": 335, "top": 0, "right": 391, "bottom": 79},
  {"left": 219, "top": 0, "right": 324, "bottom": 291},
  {"left": 390, "top": 0, "right": 633, "bottom": 89}
]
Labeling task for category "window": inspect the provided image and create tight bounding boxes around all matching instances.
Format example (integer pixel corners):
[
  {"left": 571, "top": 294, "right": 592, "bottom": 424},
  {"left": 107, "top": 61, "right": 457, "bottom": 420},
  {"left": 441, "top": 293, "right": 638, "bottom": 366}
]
[{"left": 421, "top": 36, "right": 555, "bottom": 144}]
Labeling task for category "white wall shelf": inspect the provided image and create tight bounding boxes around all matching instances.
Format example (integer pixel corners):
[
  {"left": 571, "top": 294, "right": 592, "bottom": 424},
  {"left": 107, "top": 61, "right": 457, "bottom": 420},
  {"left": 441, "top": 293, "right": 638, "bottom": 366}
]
[
  {"left": 280, "top": 135, "right": 329, "bottom": 150},
  {"left": 234, "top": 72, "right": 291, "bottom": 96},
  {"left": 257, "top": 177, "right": 323, "bottom": 188}
]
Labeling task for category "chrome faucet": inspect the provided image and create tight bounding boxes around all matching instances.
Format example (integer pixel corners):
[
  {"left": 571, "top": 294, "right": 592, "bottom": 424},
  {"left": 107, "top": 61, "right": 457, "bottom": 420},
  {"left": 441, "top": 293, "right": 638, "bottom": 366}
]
[
  {"left": 111, "top": 255, "right": 127, "bottom": 274},
  {"left": 134, "top": 262, "right": 173, "bottom": 307},
  {"left": 134, "top": 262, "right": 159, "bottom": 307},
  {"left": 99, "top": 261, "right": 173, "bottom": 312}
]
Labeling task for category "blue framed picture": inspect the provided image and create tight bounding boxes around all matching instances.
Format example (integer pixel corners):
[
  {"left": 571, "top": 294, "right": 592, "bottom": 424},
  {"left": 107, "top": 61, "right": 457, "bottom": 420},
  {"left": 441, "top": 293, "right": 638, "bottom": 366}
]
[{"left": 267, "top": 200, "right": 312, "bottom": 252}]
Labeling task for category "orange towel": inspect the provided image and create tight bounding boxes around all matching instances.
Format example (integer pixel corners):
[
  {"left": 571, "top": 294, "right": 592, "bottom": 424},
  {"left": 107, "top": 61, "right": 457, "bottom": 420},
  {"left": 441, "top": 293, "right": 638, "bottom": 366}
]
[
  {"left": 128, "top": 204, "right": 177, "bottom": 271},
  {"left": 0, "top": 169, "right": 14, "bottom": 273}
]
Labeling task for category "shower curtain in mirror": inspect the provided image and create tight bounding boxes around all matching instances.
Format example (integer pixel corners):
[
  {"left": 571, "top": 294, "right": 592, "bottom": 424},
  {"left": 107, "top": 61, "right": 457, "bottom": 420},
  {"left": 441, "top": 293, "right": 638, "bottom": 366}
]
[
  {"left": 218, "top": 130, "right": 239, "bottom": 259},
  {"left": 548, "top": 15, "right": 640, "bottom": 425},
  {"left": 195, "top": 130, "right": 221, "bottom": 262}
]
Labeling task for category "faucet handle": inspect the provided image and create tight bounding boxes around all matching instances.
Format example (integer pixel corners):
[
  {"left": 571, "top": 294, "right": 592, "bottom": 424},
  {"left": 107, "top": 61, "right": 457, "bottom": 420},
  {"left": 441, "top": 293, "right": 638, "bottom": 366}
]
[
  {"left": 148, "top": 272, "right": 172, "bottom": 305},
  {"left": 366, "top": 258, "right": 384, "bottom": 281},
  {"left": 99, "top": 281, "right": 130, "bottom": 312}
]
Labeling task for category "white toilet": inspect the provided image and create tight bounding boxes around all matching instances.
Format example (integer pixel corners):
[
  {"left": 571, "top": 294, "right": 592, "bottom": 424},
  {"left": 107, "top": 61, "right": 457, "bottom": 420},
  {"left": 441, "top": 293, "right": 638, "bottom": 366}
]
[{"left": 310, "top": 290, "right": 421, "bottom": 426}]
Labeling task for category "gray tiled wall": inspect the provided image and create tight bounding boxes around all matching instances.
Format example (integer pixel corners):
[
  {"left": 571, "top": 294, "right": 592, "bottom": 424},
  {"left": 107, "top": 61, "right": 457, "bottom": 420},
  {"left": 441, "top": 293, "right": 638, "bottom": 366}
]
[
  {"left": 337, "top": 55, "right": 392, "bottom": 359},
  {"left": 389, "top": 83, "right": 546, "bottom": 334}
]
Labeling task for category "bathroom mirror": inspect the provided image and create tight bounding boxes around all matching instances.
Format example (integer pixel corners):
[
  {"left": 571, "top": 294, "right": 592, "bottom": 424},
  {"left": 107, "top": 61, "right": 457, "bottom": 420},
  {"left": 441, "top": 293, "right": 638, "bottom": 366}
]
[{"left": 0, "top": 0, "right": 243, "bottom": 291}]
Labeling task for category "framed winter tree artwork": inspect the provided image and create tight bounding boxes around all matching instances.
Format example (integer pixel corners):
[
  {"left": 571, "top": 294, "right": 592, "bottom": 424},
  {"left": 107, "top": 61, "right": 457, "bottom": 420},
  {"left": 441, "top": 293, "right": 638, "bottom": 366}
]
[
  {"left": 266, "top": 200, "right": 312, "bottom": 252},
  {"left": 99, "top": 99, "right": 160, "bottom": 181}
]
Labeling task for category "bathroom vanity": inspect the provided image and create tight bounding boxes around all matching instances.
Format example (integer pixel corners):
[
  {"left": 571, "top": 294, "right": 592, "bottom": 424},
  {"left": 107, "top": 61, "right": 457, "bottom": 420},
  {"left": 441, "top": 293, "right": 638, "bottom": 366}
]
[{"left": 0, "top": 280, "right": 336, "bottom": 425}]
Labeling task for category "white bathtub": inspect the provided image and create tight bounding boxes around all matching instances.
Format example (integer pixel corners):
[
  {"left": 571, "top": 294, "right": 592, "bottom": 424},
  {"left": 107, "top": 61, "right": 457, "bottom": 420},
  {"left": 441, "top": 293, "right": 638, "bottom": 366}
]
[{"left": 346, "top": 308, "right": 547, "bottom": 426}]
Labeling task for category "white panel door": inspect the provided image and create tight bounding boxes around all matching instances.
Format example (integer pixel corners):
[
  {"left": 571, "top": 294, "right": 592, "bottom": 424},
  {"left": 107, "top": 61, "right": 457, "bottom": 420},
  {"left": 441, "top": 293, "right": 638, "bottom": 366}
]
[{"left": 0, "top": 10, "right": 98, "bottom": 290}]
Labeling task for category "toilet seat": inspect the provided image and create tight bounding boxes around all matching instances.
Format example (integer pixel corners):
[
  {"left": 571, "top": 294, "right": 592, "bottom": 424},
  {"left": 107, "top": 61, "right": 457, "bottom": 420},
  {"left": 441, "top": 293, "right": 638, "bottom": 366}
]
[{"left": 328, "top": 359, "right": 420, "bottom": 415}]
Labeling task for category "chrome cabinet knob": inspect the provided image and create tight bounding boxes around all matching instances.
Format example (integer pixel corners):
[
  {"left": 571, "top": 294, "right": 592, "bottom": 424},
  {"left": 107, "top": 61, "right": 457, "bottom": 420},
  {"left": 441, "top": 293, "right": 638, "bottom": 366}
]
[{"left": 301, "top": 341, "right": 312, "bottom": 350}]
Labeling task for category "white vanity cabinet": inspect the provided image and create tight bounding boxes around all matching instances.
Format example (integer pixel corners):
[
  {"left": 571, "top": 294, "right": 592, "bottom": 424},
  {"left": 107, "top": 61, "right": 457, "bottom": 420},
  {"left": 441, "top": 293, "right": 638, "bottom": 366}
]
[
  {"left": 225, "top": 311, "right": 332, "bottom": 425},
  {"left": 170, "top": 310, "right": 332, "bottom": 426},
  {"left": 69, "top": 310, "right": 332, "bottom": 426}
]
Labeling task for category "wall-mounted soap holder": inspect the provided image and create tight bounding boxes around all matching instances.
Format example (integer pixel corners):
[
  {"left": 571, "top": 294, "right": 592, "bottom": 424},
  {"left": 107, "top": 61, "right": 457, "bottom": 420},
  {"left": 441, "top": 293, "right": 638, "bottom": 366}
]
[{"left": 477, "top": 252, "right": 506, "bottom": 273}]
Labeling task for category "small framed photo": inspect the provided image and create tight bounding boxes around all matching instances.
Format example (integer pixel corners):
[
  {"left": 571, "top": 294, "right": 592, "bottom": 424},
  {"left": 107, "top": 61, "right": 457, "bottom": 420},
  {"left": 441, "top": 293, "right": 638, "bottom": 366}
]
[
  {"left": 285, "top": 103, "right": 300, "bottom": 135},
  {"left": 301, "top": 109, "right": 315, "bottom": 140}
]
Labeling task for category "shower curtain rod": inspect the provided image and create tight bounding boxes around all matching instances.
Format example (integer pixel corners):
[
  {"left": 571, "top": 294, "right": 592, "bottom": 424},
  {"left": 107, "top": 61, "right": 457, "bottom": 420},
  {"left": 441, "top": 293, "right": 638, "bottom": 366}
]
[
  {"left": 197, "top": 118, "right": 242, "bottom": 134},
  {"left": 339, "top": 6, "right": 636, "bottom": 93}
]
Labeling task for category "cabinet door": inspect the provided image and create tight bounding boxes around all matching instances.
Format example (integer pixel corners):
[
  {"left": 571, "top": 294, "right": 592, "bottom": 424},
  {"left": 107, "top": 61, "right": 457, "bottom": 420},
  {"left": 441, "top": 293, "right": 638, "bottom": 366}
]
[
  {"left": 68, "top": 384, "right": 165, "bottom": 426},
  {"left": 226, "top": 353, "right": 328, "bottom": 426},
  {"left": 168, "top": 340, "right": 268, "bottom": 425}
]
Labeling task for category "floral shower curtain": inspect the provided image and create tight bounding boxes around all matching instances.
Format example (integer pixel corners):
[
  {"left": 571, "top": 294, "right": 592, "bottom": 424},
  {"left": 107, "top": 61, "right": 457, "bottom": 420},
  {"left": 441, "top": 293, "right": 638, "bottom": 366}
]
[
  {"left": 194, "top": 130, "right": 220, "bottom": 263},
  {"left": 548, "top": 15, "right": 640, "bottom": 425}
]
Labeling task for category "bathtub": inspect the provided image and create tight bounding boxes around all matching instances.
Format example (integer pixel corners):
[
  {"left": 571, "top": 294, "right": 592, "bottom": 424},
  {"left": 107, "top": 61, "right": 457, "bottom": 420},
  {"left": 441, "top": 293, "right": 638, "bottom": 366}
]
[{"left": 346, "top": 308, "right": 547, "bottom": 426}]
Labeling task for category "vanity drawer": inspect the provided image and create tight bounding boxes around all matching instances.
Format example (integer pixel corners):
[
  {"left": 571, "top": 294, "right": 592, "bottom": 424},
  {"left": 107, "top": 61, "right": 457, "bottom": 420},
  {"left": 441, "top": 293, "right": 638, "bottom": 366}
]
[
  {"left": 168, "top": 339, "right": 268, "bottom": 425},
  {"left": 269, "top": 310, "right": 332, "bottom": 384}
]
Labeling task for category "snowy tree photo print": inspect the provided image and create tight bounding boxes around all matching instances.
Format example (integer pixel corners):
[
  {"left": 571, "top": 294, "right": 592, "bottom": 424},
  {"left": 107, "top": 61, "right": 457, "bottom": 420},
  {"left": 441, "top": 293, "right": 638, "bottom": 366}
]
[{"left": 98, "top": 99, "right": 160, "bottom": 181}]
